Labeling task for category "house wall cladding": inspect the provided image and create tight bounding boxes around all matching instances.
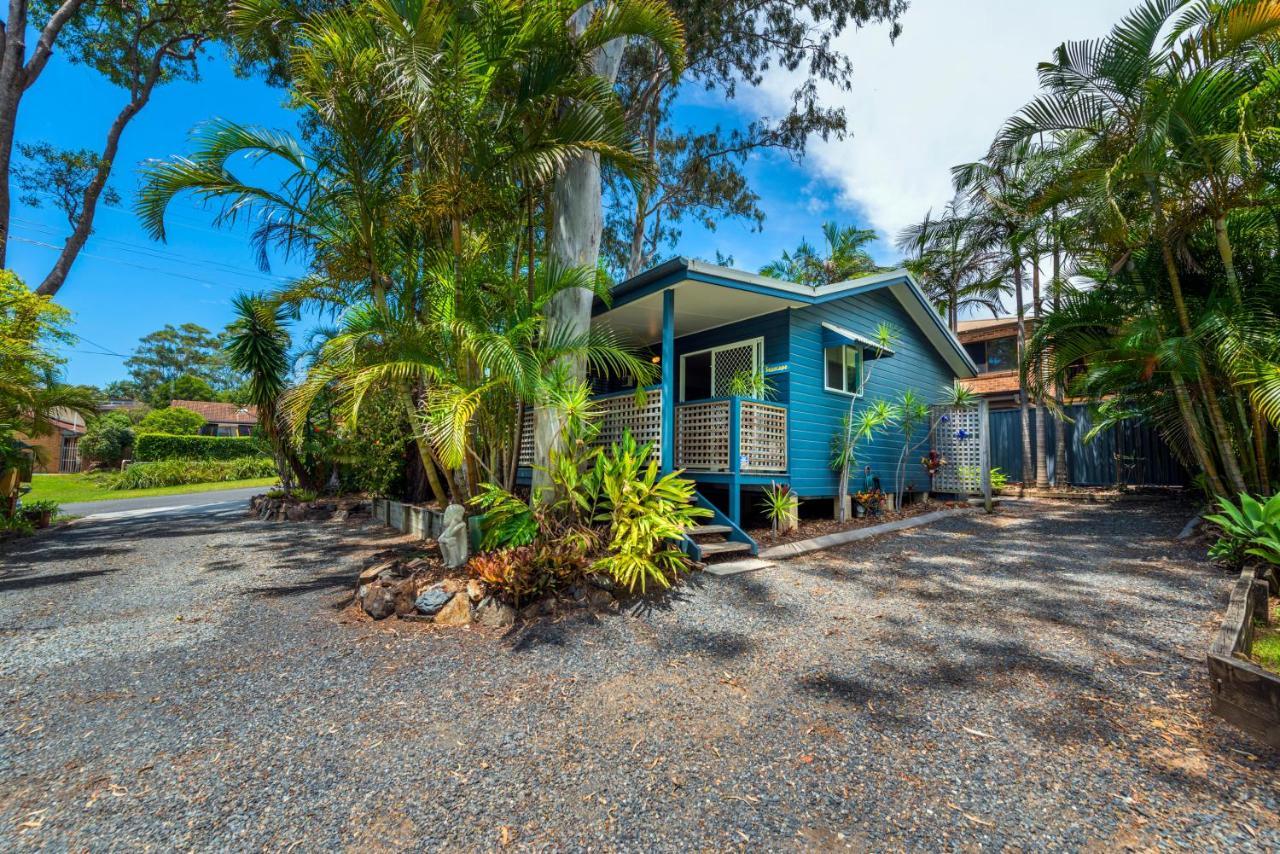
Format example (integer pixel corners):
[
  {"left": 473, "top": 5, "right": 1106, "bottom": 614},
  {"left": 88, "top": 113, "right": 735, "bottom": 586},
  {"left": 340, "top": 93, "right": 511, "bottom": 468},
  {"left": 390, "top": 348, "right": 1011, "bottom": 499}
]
[
  {"left": 988, "top": 404, "right": 1189, "bottom": 487},
  {"left": 788, "top": 289, "right": 958, "bottom": 499}
]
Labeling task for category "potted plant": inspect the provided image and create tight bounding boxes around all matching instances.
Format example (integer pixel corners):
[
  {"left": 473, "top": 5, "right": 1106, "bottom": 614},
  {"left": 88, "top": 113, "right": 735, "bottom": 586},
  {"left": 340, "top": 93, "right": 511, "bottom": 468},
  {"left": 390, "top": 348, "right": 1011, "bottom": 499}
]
[
  {"left": 21, "top": 498, "right": 59, "bottom": 529},
  {"left": 854, "top": 489, "right": 882, "bottom": 517}
]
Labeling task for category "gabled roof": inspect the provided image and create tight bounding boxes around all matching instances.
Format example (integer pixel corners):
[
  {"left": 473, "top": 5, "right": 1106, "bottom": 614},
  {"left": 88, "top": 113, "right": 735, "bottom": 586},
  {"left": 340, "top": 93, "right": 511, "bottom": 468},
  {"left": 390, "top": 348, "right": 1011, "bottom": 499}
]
[
  {"left": 598, "top": 258, "right": 978, "bottom": 378},
  {"left": 171, "top": 399, "right": 258, "bottom": 424}
]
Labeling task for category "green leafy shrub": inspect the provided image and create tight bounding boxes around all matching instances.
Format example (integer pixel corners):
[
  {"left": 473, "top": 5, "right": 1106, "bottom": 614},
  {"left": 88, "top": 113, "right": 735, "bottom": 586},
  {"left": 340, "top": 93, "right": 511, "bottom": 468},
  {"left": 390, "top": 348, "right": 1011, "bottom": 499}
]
[
  {"left": 134, "top": 433, "right": 267, "bottom": 462},
  {"left": 135, "top": 406, "right": 207, "bottom": 435},
  {"left": 469, "top": 390, "right": 707, "bottom": 598},
  {"left": 22, "top": 498, "right": 60, "bottom": 514},
  {"left": 1206, "top": 493, "right": 1280, "bottom": 567},
  {"left": 79, "top": 411, "right": 134, "bottom": 467},
  {"left": 589, "top": 434, "right": 710, "bottom": 592},
  {"left": 472, "top": 482, "right": 537, "bottom": 550},
  {"left": 107, "top": 457, "right": 277, "bottom": 490}
]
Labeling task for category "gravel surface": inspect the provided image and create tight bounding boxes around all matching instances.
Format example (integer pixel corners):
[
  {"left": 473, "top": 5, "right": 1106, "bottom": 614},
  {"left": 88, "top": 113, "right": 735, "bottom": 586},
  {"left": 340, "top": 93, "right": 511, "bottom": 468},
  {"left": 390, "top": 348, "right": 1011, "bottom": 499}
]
[{"left": 2, "top": 498, "right": 1278, "bottom": 850}]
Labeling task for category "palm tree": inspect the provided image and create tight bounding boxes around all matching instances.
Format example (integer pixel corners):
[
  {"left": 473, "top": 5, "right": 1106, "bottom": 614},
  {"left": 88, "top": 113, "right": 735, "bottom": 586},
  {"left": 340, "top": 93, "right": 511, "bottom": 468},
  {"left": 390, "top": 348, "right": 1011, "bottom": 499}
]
[
  {"left": 896, "top": 199, "right": 1006, "bottom": 332},
  {"left": 993, "top": 0, "right": 1280, "bottom": 495},
  {"left": 761, "top": 221, "right": 886, "bottom": 286}
]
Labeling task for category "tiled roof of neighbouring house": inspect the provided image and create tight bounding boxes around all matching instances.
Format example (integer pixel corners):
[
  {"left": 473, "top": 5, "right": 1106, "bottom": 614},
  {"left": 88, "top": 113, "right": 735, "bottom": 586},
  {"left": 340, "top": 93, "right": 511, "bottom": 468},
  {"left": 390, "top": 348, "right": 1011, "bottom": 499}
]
[{"left": 171, "top": 399, "right": 259, "bottom": 424}]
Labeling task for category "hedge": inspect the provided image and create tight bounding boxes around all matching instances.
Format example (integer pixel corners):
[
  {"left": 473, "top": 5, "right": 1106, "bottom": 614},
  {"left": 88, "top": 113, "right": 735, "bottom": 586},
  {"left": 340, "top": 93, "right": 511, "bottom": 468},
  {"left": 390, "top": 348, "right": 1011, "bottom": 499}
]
[
  {"left": 109, "top": 457, "right": 277, "bottom": 490},
  {"left": 134, "top": 433, "right": 269, "bottom": 462}
]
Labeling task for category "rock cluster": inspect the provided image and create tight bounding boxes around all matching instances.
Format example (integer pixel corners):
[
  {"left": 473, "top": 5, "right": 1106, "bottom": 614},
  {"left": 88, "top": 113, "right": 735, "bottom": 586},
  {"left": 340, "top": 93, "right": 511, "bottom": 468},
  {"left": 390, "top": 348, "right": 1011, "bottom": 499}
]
[
  {"left": 354, "top": 558, "right": 620, "bottom": 628},
  {"left": 249, "top": 494, "right": 370, "bottom": 523}
]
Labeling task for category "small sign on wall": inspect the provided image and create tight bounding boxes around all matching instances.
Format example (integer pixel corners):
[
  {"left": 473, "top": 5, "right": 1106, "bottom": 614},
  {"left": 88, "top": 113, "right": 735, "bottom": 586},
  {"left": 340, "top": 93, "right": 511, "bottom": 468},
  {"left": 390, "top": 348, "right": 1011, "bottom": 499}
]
[{"left": 764, "top": 363, "right": 789, "bottom": 374}]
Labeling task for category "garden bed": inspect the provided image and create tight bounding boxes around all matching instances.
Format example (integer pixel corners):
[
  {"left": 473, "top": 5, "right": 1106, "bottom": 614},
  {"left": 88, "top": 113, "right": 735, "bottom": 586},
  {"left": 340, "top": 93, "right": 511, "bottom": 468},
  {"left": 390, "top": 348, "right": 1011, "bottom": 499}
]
[
  {"left": 1206, "top": 562, "right": 1280, "bottom": 749},
  {"left": 748, "top": 497, "right": 954, "bottom": 547}
]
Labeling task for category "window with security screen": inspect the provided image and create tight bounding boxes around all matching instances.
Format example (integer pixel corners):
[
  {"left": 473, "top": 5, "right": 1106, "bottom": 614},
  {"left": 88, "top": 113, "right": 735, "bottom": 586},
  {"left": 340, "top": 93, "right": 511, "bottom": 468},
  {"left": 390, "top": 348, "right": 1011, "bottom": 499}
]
[{"left": 680, "top": 338, "right": 763, "bottom": 401}]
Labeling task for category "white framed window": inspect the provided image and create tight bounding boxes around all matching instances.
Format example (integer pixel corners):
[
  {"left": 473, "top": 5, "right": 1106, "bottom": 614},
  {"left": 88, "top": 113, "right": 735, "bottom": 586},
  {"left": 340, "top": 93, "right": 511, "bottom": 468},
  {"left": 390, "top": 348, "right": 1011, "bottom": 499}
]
[
  {"left": 823, "top": 344, "right": 864, "bottom": 396},
  {"left": 680, "top": 337, "right": 764, "bottom": 401}
]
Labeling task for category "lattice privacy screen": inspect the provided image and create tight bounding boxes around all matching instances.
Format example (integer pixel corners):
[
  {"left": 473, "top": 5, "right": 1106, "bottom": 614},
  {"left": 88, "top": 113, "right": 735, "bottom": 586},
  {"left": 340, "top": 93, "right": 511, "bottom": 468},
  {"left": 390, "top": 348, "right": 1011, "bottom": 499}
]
[
  {"left": 930, "top": 401, "right": 990, "bottom": 495},
  {"left": 675, "top": 400, "right": 732, "bottom": 470},
  {"left": 711, "top": 341, "right": 761, "bottom": 396},
  {"left": 517, "top": 389, "right": 663, "bottom": 467},
  {"left": 739, "top": 401, "right": 787, "bottom": 473}
]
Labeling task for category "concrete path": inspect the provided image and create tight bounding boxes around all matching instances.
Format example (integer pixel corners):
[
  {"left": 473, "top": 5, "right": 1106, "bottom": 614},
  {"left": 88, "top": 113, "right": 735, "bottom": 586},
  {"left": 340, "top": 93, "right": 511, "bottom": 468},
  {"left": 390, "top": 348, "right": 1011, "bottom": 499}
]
[{"left": 60, "top": 485, "right": 267, "bottom": 519}]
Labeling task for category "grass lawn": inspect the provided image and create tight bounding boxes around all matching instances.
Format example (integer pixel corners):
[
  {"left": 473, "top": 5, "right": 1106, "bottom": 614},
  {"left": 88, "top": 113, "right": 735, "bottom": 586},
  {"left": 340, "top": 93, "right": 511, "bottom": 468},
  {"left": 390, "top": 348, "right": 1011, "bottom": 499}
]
[{"left": 28, "top": 473, "right": 279, "bottom": 505}]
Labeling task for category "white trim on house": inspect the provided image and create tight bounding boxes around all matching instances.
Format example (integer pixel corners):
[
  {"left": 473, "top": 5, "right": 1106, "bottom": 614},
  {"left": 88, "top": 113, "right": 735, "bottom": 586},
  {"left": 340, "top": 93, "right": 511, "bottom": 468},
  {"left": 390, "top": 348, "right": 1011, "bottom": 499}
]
[{"left": 820, "top": 321, "right": 896, "bottom": 354}]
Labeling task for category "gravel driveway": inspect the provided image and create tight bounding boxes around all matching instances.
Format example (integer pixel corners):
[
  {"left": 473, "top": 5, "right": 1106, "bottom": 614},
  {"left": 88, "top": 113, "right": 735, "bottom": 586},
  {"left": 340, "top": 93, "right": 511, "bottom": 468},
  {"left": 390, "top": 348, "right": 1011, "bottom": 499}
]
[{"left": 2, "top": 499, "right": 1278, "bottom": 850}]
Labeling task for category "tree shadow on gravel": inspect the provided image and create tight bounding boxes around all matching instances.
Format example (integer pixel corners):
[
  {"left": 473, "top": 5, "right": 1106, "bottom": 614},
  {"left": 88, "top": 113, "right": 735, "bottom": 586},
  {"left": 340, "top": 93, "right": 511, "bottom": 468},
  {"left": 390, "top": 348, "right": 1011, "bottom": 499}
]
[{"left": 0, "top": 566, "right": 122, "bottom": 592}]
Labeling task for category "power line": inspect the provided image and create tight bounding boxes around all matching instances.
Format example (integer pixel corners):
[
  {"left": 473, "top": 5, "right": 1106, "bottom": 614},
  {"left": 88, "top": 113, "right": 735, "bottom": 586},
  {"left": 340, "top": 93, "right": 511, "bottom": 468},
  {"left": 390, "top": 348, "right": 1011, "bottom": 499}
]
[
  {"left": 12, "top": 218, "right": 295, "bottom": 287},
  {"left": 10, "top": 234, "right": 255, "bottom": 291}
]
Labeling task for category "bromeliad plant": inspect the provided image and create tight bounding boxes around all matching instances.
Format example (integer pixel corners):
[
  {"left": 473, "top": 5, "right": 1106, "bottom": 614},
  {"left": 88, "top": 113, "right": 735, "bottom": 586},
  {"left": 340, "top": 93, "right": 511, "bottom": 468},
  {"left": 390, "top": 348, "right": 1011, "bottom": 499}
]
[{"left": 1205, "top": 493, "right": 1280, "bottom": 568}]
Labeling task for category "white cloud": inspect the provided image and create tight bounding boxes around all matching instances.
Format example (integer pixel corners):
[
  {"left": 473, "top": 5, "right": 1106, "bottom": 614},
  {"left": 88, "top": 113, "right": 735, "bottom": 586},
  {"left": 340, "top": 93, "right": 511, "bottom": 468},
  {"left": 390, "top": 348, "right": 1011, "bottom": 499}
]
[{"left": 747, "top": 0, "right": 1123, "bottom": 241}]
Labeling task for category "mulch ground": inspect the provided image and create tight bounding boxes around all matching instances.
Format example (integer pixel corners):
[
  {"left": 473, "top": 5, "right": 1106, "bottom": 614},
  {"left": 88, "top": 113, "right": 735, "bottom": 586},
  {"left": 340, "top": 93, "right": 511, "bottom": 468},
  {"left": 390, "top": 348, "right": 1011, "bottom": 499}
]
[{"left": 1, "top": 497, "right": 1277, "bottom": 849}]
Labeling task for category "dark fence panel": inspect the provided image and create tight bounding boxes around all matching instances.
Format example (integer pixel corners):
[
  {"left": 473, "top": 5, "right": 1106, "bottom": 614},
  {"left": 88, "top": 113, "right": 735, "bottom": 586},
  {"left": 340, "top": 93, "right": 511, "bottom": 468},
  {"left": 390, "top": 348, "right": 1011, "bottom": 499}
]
[{"left": 987, "top": 404, "right": 1188, "bottom": 487}]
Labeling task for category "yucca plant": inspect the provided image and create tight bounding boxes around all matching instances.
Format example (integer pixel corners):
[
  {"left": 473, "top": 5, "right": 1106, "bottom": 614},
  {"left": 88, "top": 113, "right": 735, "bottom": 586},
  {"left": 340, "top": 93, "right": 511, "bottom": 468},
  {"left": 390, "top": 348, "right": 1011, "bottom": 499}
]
[{"left": 759, "top": 481, "right": 796, "bottom": 535}]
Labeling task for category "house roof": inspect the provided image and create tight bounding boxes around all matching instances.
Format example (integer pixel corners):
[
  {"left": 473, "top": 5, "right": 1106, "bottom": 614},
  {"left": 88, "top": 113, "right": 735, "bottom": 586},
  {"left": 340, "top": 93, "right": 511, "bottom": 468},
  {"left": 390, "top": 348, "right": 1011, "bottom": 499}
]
[
  {"left": 595, "top": 259, "right": 978, "bottom": 378},
  {"left": 171, "top": 399, "right": 258, "bottom": 424}
]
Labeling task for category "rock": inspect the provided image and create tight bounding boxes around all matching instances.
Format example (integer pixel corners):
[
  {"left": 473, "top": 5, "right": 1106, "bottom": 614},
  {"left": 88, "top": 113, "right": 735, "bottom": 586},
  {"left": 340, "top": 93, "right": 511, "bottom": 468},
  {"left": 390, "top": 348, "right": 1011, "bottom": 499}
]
[
  {"left": 359, "top": 560, "right": 398, "bottom": 585},
  {"left": 588, "top": 574, "right": 617, "bottom": 593},
  {"left": 438, "top": 504, "right": 469, "bottom": 569},
  {"left": 476, "top": 597, "right": 516, "bottom": 628},
  {"left": 360, "top": 581, "right": 397, "bottom": 620},
  {"left": 440, "top": 577, "right": 466, "bottom": 595},
  {"left": 393, "top": 580, "right": 418, "bottom": 616},
  {"left": 285, "top": 504, "right": 308, "bottom": 522},
  {"left": 332, "top": 509, "right": 349, "bottom": 522},
  {"left": 415, "top": 585, "right": 453, "bottom": 617},
  {"left": 466, "top": 579, "right": 486, "bottom": 603},
  {"left": 584, "top": 585, "right": 615, "bottom": 611},
  {"left": 433, "top": 594, "right": 471, "bottom": 626}
]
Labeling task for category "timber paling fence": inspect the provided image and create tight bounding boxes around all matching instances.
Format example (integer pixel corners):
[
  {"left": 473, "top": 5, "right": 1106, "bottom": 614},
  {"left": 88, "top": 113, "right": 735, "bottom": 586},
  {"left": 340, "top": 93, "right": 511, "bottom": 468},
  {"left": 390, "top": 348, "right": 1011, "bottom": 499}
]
[{"left": 988, "top": 404, "right": 1188, "bottom": 487}]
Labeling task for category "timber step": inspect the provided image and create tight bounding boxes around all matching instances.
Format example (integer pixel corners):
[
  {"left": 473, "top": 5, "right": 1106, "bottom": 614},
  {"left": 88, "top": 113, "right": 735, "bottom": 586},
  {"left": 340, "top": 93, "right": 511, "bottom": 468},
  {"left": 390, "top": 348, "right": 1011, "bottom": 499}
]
[
  {"left": 689, "top": 524, "right": 734, "bottom": 537},
  {"left": 697, "top": 540, "right": 752, "bottom": 557}
]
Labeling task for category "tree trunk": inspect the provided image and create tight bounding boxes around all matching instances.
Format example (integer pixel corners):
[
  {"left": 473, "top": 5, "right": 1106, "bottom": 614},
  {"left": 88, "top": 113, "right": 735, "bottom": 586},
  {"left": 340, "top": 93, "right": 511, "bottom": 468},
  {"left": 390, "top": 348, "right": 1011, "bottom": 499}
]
[
  {"left": 1149, "top": 182, "right": 1247, "bottom": 495},
  {"left": 1013, "top": 250, "right": 1032, "bottom": 487},
  {"left": 1031, "top": 255, "right": 1049, "bottom": 488},
  {"left": 0, "top": 0, "right": 89, "bottom": 267},
  {"left": 532, "top": 8, "right": 625, "bottom": 499},
  {"left": 402, "top": 395, "right": 450, "bottom": 506},
  {"left": 625, "top": 111, "right": 659, "bottom": 278},
  {"left": 1211, "top": 213, "right": 1268, "bottom": 491},
  {"left": 1051, "top": 222, "right": 1068, "bottom": 488}
]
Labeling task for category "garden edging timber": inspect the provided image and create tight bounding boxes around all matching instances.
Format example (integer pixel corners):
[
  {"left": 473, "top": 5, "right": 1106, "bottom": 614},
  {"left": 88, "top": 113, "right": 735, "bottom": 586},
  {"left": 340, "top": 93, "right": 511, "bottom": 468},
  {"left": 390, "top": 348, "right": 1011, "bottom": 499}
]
[
  {"left": 1206, "top": 562, "right": 1280, "bottom": 748},
  {"left": 757, "top": 506, "right": 974, "bottom": 560}
]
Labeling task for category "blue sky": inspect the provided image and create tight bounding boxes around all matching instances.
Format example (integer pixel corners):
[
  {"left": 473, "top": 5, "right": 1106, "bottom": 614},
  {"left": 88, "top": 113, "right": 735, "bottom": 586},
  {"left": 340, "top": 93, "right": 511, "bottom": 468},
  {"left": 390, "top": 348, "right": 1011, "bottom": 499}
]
[{"left": 24, "top": 0, "right": 1121, "bottom": 388}]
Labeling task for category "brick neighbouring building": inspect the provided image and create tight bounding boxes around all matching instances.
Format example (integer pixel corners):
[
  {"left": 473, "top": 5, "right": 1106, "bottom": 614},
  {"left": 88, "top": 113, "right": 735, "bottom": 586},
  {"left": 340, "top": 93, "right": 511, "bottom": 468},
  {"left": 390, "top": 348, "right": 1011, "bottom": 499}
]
[
  {"left": 20, "top": 408, "right": 86, "bottom": 473},
  {"left": 954, "top": 317, "right": 1036, "bottom": 410},
  {"left": 170, "top": 400, "right": 259, "bottom": 437}
]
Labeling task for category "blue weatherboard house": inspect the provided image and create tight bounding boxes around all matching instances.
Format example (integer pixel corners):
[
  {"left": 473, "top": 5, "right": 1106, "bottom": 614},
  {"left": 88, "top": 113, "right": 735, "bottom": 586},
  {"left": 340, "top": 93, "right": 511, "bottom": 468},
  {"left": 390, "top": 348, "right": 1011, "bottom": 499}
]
[{"left": 521, "top": 258, "right": 978, "bottom": 556}]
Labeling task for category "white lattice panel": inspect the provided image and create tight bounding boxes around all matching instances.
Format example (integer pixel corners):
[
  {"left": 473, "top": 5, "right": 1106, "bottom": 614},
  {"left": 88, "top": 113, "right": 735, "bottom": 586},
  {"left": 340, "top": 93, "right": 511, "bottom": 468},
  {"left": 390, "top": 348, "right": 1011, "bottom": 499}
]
[
  {"left": 740, "top": 401, "right": 787, "bottom": 473},
  {"left": 518, "top": 408, "right": 535, "bottom": 466},
  {"left": 517, "top": 390, "right": 663, "bottom": 467},
  {"left": 595, "top": 389, "right": 662, "bottom": 457},
  {"left": 931, "top": 402, "right": 989, "bottom": 495},
  {"left": 676, "top": 400, "right": 731, "bottom": 470}
]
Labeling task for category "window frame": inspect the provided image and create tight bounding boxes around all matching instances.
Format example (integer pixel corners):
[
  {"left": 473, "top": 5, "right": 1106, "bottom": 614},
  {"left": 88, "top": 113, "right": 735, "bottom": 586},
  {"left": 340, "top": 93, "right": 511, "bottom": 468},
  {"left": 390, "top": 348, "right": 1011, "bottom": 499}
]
[
  {"left": 679, "top": 336, "right": 765, "bottom": 402},
  {"left": 822, "top": 343, "right": 865, "bottom": 397}
]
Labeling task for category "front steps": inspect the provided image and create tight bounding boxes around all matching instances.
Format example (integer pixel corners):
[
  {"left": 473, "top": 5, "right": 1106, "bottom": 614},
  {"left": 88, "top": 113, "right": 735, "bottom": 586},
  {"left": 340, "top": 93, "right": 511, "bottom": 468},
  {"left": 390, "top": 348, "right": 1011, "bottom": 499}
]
[{"left": 688, "top": 524, "right": 753, "bottom": 559}]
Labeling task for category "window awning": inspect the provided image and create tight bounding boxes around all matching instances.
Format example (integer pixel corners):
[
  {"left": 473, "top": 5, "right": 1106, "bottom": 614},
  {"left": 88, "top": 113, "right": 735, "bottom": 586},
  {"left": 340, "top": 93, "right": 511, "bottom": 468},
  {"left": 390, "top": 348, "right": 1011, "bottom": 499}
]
[{"left": 821, "top": 322, "right": 895, "bottom": 358}]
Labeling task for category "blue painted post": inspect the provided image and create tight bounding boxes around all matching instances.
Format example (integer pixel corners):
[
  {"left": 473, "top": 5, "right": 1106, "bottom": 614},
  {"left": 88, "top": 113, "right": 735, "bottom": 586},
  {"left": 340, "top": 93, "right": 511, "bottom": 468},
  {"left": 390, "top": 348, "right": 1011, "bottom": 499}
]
[
  {"left": 729, "top": 397, "right": 741, "bottom": 524},
  {"left": 660, "top": 289, "right": 675, "bottom": 473}
]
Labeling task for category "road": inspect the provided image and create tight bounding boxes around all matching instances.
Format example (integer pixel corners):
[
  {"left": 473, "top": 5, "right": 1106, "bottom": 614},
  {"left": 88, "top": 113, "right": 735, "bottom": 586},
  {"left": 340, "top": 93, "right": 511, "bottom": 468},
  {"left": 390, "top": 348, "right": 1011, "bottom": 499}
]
[{"left": 59, "top": 485, "right": 267, "bottom": 519}]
